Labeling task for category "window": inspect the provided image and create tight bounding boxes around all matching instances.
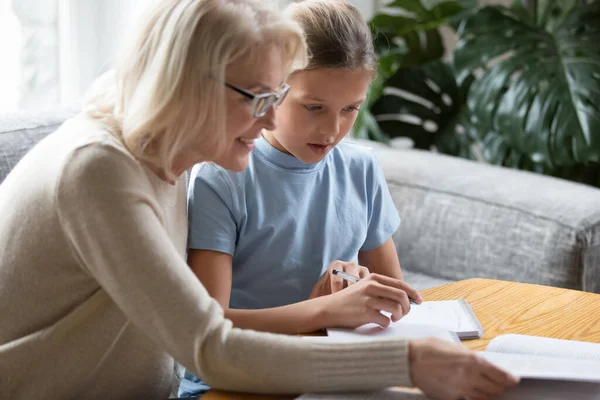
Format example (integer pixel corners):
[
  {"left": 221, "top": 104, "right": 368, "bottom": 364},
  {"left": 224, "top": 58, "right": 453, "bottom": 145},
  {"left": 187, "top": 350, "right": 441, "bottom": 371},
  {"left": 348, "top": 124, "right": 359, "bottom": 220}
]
[
  {"left": 0, "top": 0, "right": 379, "bottom": 113},
  {"left": 0, "top": 0, "right": 22, "bottom": 112}
]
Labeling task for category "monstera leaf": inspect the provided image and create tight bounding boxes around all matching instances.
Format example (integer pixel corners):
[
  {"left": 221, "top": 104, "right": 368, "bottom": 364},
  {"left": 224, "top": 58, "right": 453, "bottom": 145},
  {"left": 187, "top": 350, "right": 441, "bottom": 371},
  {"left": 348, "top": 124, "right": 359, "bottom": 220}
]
[
  {"left": 371, "top": 0, "right": 475, "bottom": 68},
  {"left": 454, "top": 3, "right": 600, "bottom": 168},
  {"left": 534, "top": 0, "right": 583, "bottom": 31},
  {"left": 354, "top": 0, "right": 475, "bottom": 140},
  {"left": 369, "top": 60, "right": 476, "bottom": 157}
]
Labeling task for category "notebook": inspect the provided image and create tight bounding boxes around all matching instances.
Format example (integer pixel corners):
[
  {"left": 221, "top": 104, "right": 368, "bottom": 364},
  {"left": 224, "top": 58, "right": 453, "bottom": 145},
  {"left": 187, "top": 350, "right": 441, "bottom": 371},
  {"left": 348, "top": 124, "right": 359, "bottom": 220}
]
[
  {"left": 298, "top": 335, "right": 600, "bottom": 400},
  {"left": 327, "top": 299, "right": 483, "bottom": 341},
  {"left": 311, "top": 322, "right": 460, "bottom": 344}
]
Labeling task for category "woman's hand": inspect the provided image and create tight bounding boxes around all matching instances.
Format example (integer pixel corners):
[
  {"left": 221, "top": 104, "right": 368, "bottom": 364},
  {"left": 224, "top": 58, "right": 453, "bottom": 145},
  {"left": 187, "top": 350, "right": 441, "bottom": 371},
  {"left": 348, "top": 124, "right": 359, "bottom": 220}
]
[
  {"left": 409, "top": 338, "right": 520, "bottom": 400},
  {"left": 314, "top": 273, "right": 421, "bottom": 328},
  {"left": 308, "top": 261, "right": 371, "bottom": 299}
]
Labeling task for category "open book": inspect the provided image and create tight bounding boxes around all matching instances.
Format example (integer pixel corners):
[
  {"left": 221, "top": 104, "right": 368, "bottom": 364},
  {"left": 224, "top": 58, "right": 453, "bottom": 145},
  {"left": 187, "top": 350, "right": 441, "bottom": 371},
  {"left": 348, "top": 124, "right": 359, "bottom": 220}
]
[
  {"left": 298, "top": 335, "right": 600, "bottom": 400},
  {"left": 482, "top": 334, "right": 600, "bottom": 382},
  {"left": 327, "top": 299, "right": 483, "bottom": 341}
]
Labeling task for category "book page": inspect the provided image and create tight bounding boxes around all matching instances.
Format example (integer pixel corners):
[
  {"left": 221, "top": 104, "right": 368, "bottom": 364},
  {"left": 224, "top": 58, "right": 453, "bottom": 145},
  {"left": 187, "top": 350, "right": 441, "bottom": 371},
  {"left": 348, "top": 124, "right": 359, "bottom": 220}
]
[
  {"left": 327, "top": 321, "right": 460, "bottom": 343},
  {"left": 487, "top": 334, "right": 600, "bottom": 361},
  {"left": 480, "top": 351, "right": 600, "bottom": 383},
  {"left": 498, "top": 379, "right": 600, "bottom": 400},
  {"left": 296, "top": 380, "right": 600, "bottom": 400},
  {"left": 296, "top": 388, "right": 426, "bottom": 400}
]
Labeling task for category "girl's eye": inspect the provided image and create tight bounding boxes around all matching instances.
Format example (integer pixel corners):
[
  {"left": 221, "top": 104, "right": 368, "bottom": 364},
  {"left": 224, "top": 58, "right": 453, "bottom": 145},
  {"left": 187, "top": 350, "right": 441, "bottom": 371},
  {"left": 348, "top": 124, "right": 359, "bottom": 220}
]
[
  {"left": 304, "top": 105, "right": 322, "bottom": 112},
  {"left": 343, "top": 106, "right": 360, "bottom": 112}
]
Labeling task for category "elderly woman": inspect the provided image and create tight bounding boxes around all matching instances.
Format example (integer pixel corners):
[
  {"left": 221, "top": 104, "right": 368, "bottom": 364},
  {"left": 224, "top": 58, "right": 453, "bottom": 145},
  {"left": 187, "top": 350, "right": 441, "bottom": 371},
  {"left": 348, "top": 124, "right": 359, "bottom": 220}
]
[{"left": 0, "top": 0, "right": 518, "bottom": 399}]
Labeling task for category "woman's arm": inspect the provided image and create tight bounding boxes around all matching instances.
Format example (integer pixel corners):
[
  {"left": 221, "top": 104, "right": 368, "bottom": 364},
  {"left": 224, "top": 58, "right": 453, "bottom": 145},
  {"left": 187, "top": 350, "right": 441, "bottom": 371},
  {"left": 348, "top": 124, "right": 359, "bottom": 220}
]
[
  {"left": 56, "top": 145, "right": 412, "bottom": 392},
  {"left": 57, "top": 144, "right": 516, "bottom": 398},
  {"left": 358, "top": 238, "right": 404, "bottom": 280}
]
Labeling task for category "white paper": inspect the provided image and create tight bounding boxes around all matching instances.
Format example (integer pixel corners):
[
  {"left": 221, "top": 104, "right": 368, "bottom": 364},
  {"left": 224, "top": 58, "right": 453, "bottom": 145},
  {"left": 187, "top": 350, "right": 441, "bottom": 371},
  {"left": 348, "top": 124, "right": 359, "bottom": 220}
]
[
  {"left": 327, "top": 322, "right": 460, "bottom": 343},
  {"left": 300, "top": 336, "right": 335, "bottom": 342},
  {"left": 398, "top": 301, "right": 473, "bottom": 332},
  {"left": 296, "top": 388, "right": 426, "bottom": 400},
  {"left": 497, "top": 379, "right": 600, "bottom": 400},
  {"left": 296, "top": 378, "right": 600, "bottom": 400},
  {"left": 487, "top": 334, "right": 600, "bottom": 361},
  {"left": 297, "top": 381, "right": 600, "bottom": 400},
  {"left": 326, "top": 300, "right": 479, "bottom": 341},
  {"left": 480, "top": 351, "right": 600, "bottom": 383}
]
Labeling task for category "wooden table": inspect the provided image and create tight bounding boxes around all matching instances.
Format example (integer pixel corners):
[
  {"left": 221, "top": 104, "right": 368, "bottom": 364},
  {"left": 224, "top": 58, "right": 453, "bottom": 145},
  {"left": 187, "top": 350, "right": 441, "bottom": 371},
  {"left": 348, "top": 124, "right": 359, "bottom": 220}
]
[{"left": 204, "top": 278, "right": 600, "bottom": 400}]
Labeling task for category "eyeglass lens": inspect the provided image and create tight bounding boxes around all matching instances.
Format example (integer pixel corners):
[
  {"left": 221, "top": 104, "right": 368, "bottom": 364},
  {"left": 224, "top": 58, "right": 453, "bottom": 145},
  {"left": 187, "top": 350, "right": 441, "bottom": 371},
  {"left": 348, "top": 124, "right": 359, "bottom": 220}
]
[{"left": 254, "top": 88, "right": 289, "bottom": 117}]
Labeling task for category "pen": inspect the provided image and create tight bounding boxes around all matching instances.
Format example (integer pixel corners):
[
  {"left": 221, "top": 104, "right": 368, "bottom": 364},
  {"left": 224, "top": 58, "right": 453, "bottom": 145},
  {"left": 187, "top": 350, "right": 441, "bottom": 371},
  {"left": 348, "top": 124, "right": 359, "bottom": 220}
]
[
  {"left": 332, "top": 269, "right": 419, "bottom": 305},
  {"left": 331, "top": 269, "right": 360, "bottom": 283}
]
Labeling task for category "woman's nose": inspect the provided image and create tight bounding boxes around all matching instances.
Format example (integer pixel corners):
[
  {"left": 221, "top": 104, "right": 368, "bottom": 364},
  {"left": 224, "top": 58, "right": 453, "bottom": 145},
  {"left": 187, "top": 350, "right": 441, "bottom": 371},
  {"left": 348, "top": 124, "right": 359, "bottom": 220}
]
[{"left": 259, "top": 104, "right": 277, "bottom": 131}]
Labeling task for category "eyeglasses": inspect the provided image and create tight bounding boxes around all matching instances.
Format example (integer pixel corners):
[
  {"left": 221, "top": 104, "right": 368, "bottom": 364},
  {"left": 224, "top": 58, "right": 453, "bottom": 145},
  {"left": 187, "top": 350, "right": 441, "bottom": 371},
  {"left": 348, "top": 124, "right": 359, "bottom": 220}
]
[{"left": 225, "top": 82, "right": 290, "bottom": 118}]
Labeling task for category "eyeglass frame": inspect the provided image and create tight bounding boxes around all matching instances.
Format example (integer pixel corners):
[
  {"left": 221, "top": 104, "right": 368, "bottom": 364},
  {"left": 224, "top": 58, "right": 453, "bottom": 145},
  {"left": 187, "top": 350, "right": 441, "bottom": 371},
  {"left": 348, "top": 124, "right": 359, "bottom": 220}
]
[{"left": 225, "top": 82, "right": 290, "bottom": 118}]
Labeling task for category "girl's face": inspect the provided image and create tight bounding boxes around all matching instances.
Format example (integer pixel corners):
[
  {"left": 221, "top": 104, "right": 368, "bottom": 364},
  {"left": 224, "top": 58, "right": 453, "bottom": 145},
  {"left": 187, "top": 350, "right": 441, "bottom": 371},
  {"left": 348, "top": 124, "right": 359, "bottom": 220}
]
[
  {"left": 264, "top": 67, "right": 373, "bottom": 164},
  {"left": 214, "top": 44, "right": 287, "bottom": 172}
]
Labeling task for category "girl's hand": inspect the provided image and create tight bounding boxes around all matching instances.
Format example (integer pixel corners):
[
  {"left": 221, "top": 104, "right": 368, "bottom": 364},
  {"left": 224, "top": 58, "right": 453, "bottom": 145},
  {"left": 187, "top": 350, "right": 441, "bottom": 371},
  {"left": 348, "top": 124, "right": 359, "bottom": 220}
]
[
  {"left": 315, "top": 273, "right": 420, "bottom": 328},
  {"left": 409, "top": 338, "right": 520, "bottom": 400},
  {"left": 308, "top": 260, "right": 370, "bottom": 299}
]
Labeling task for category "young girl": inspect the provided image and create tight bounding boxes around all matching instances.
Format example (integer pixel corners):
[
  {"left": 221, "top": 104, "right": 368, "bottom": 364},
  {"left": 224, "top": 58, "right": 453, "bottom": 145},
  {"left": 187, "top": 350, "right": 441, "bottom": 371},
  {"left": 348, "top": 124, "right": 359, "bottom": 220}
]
[
  {"left": 181, "top": 0, "right": 422, "bottom": 394},
  {"left": 188, "top": 0, "right": 420, "bottom": 328},
  {"left": 189, "top": 0, "right": 420, "bottom": 320}
]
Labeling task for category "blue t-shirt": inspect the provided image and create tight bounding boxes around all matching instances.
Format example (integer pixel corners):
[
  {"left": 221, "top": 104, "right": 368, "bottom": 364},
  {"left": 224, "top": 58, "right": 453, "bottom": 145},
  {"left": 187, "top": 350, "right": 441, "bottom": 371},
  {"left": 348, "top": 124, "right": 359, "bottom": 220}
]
[{"left": 187, "top": 136, "right": 401, "bottom": 310}]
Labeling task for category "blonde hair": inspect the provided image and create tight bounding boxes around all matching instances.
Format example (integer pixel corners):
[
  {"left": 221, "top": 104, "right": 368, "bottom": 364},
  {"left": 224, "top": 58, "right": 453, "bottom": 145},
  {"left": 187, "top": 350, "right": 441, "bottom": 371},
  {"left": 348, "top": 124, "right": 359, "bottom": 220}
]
[
  {"left": 83, "top": 0, "right": 307, "bottom": 180},
  {"left": 285, "top": 0, "right": 376, "bottom": 73}
]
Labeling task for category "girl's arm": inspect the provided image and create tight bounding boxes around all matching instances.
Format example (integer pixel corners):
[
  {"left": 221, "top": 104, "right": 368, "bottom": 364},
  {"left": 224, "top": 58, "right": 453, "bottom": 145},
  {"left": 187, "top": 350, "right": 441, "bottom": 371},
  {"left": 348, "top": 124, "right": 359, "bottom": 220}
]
[
  {"left": 188, "top": 248, "right": 418, "bottom": 334},
  {"left": 188, "top": 249, "right": 325, "bottom": 333},
  {"left": 358, "top": 238, "right": 404, "bottom": 280}
]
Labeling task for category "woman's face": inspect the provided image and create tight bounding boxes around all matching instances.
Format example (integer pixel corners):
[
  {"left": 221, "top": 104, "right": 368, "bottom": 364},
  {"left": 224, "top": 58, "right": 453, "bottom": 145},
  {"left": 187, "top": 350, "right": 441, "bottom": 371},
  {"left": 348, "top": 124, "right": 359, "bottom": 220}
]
[{"left": 214, "top": 44, "right": 287, "bottom": 172}]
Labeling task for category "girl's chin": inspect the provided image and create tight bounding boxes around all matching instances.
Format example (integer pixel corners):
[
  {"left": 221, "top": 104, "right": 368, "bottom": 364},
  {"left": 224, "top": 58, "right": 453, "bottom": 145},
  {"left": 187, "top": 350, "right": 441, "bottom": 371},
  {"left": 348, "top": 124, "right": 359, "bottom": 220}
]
[{"left": 295, "top": 149, "right": 328, "bottom": 164}]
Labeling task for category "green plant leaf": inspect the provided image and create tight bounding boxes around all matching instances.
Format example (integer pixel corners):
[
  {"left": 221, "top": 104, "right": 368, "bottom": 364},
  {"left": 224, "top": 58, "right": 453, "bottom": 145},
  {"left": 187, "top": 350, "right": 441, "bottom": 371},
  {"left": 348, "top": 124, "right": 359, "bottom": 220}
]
[
  {"left": 454, "top": 4, "right": 600, "bottom": 167},
  {"left": 372, "top": 0, "right": 465, "bottom": 37},
  {"left": 371, "top": 20, "right": 446, "bottom": 69},
  {"left": 535, "top": 0, "right": 583, "bottom": 31},
  {"left": 370, "top": 0, "right": 473, "bottom": 69},
  {"left": 366, "top": 0, "right": 478, "bottom": 139},
  {"left": 509, "top": 0, "right": 532, "bottom": 21},
  {"left": 369, "top": 60, "right": 476, "bottom": 156}
]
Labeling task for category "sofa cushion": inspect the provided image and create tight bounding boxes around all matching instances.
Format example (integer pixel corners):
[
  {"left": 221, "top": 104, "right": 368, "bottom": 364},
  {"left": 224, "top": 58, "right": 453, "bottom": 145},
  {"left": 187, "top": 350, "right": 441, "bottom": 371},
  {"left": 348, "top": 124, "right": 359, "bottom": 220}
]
[
  {"left": 372, "top": 146, "right": 600, "bottom": 293},
  {"left": 0, "top": 108, "right": 77, "bottom": 182}
]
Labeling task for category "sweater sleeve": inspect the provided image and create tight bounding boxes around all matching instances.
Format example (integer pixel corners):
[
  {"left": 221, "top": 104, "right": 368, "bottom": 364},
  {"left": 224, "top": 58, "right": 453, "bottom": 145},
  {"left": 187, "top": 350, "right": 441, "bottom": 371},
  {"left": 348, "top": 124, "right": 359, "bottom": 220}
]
[{"left": 55, "top": 142, "right": 412, "bottom": 394}]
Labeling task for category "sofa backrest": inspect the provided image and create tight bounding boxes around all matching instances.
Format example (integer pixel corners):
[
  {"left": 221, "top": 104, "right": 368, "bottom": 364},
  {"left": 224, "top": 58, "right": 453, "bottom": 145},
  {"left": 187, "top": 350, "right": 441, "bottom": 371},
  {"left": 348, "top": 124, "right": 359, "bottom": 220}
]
[
  {"left": 4, "top": 109, "right": 600, "bottom": 294},
  {"left": 373, "top": 146, "right": 600, "bottom": 293},
  {"left": 0, "top": 108, "right": 77, "bottom": 183}
]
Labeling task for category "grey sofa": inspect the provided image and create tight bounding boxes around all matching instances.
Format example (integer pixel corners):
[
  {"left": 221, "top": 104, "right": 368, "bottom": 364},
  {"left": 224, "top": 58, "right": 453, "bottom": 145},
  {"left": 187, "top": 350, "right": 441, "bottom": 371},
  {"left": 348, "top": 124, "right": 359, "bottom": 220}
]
[{"left": 2, "top": 108, "right": 600, "bottom": 294}]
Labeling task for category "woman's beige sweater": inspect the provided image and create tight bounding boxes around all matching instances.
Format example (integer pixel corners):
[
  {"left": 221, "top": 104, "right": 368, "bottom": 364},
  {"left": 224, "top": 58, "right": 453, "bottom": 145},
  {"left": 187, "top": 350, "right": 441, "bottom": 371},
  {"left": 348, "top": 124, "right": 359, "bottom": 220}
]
[{"left": 0, "top": 115, "right": 411, "bottom": 400}]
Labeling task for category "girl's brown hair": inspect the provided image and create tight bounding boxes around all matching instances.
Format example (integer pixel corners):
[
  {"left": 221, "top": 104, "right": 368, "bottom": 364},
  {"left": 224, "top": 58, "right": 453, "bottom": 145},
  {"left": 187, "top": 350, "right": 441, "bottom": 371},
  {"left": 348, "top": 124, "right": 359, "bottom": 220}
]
[{"left": 285, "top": 0, "right": 376, "bottom": 72}]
